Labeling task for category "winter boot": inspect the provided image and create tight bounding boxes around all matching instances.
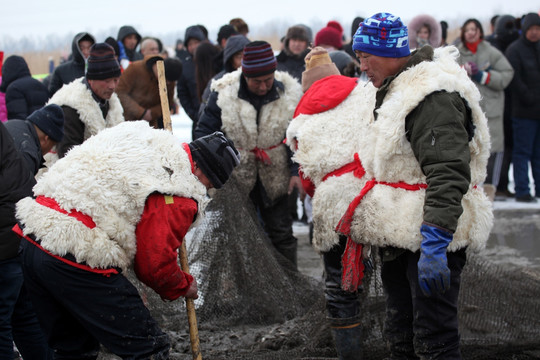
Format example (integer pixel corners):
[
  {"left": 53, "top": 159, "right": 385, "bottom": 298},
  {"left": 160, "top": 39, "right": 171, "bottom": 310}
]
[{"left": 329, "top": 317, "right": 363, "bottom": 360}]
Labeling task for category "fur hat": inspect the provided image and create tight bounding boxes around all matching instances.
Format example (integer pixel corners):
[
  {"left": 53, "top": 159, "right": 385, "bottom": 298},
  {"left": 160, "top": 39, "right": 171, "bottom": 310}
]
[
  {"left": 27, "top": 104, "right": 64, "bottom": 142},
  {"left": 189, "top": 132, "right": 240, "bottom": 189},
  {"left": 301, "top": 46, "right": 340, "bottom": 92},
  {"left": 353, "top": 12, "right": 410, "bottom": 58},
  {"left": 86, "top": 43, "right": 121, "bottom": 80},
  {"left": 241, "top": 41, "right": 277, "bottom": 78},
  {"left": 407, "top": 14, "right": 442, "bottom": 49}
]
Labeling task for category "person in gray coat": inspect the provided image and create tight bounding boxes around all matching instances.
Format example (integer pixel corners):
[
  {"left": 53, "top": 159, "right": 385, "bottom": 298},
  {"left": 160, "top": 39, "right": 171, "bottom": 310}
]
[{"left": 457, "top": 18, "right": 514, "bottom": 201}]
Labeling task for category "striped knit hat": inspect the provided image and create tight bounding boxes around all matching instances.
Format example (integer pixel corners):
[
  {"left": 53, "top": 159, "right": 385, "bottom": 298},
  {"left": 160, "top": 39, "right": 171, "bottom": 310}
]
[
  {"left": 86, "top": 43, "right": 121, "bottom": 80},
  {"left": 241, "top": 41, "right": 277, "bottom": 78}
]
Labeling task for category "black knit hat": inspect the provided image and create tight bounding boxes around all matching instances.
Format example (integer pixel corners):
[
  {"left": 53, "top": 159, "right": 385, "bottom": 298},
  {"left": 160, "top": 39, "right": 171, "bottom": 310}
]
[
  {"left": 189, "top": 132, "right": 240, "bottom": 189},
  {"left": 86, "top": 43, "right": 121, "bottom": 80},
  {"left": 104, "top": 36, "right": 120, "bottom": 57},
  {"left": 27, "top": 104, "right": 65, "bottom": 142},
  {"left": 217, "top": 24, "right": 239, "bottom": 45}
]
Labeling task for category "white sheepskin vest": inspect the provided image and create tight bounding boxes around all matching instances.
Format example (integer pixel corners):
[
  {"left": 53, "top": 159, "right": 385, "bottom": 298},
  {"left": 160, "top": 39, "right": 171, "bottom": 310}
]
[
  {"left": 352, "top": 46, "right": 493, "bottom": 252},
  {"left": 287, "top": 80, "right": 377, "bottom": 253},
  {"left": 16, "top": 121, "right": 209, "bottom": 270},
  {"left": 48, "top": 77, "right": 124, "bottom": 141},
  {"left": 212, "top": 69, "right": 302, "bottom": 201}
]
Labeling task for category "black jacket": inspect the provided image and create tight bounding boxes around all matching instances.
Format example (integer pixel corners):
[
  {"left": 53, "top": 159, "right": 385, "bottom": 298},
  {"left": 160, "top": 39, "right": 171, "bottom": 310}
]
[
  {"left": 0, "top": 122, "right": 36, "bottom": 260},
  {"left": 276, "top": 48, "right": 309, "bottom": 83},
  {"left": 48, "top": 32, "right": 96, "bottom": 96},
  {"left": 0, "top": 55, "right": 48, "bottom": 120},
  {"left": 176, "top": 26, "right": 207, "bottom": 122},
  {"left": 4, "top": 119, "right": 44, "bottom": 176}
]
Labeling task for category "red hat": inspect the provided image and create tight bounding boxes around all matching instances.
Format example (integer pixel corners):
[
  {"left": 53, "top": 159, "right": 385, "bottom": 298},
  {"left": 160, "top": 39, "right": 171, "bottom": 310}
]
[{"left": 315, "top": 21, "right": 343, "bottom": 49}]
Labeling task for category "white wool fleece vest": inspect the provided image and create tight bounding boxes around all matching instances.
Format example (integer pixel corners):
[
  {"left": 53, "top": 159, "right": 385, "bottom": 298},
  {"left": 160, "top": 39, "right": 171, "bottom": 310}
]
[
  {"left": 48, "top": 77, "right": 124, "bottom": 141},
  {"left": 212, "top": 69, "right": 303, "bottom": 201},
  {"left": 287, "top": 81, "right": 377, "bottom": 253},
  {"left": 351, "top": 46, "right": 493, "bottom": 252},
  {"left": 16, "top": 121, "right": 209, "bottom": 270}
]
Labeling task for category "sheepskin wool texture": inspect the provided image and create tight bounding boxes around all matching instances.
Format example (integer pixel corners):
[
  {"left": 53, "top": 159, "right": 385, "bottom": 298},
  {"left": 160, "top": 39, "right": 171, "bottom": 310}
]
[
  {"left": 353, "top": 45, "right": 492, "bottom": 253},
  {"left": 287, "top": 77, "right": 376, "bottom": 253},
  {"left": 212, "top": 69, "right": 302, "bottom": 201},
  {"left": 48, "top": 77, "right": 124, "bottom": 141},
  {"left": 16, "top": 121, "right": 209, "bottom": 270},
  {"left": 287, "top": 46, "right": 493, "bottom": 253}
]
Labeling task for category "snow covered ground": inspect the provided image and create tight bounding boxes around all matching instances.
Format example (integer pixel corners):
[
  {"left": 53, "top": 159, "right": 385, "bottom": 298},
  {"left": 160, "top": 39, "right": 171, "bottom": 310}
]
[{"left": 170, "top": 110, "right": 192, "bottom": 143}]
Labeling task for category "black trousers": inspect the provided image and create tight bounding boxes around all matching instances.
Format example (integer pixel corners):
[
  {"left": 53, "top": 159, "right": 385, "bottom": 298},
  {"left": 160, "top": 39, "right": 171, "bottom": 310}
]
[
  {"left": 323, "top": 236, "right": 362, "bottom": 324},
  {"left": 20, "top": 239, "right": 170, "bottom": 360},
  {"left": 381, "top": 248, "right": 466, "bottom": 360}
]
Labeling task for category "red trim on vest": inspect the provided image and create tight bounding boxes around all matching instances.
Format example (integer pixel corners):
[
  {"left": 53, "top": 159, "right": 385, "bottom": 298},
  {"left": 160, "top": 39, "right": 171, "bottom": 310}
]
[
  {"left": 35, "top": 196, "right": 96, "bottom": 229},
  {"left": 12, "top": 224, "right": 119, "bottom": 277},
  {"left": 182, "top": 142, "right": 195, "bottom": 172}
]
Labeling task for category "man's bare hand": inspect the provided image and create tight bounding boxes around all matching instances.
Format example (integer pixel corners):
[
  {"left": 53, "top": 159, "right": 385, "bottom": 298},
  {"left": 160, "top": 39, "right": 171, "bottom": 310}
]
[
  {"left": 184, "top": 279, "right": 199, "bottom": 299},
  {"left": 288, "top": 175, "right": 306, "bottom": 201}
]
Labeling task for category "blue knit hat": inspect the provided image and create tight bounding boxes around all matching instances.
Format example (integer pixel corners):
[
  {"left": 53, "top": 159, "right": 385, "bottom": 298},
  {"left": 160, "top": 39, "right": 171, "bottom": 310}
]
[{"left": 352, "top": 12, "right": 410, "bottom": 58}]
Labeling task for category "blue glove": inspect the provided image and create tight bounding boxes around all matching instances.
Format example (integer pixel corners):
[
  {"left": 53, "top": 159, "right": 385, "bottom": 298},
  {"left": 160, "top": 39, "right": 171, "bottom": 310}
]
[{"left": 418, "top": 224, "right": 453, "bottom": 297}]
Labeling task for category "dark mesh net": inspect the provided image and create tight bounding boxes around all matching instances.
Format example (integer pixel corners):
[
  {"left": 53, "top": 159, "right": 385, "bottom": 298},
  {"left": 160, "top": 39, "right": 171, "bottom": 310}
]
[{"left": 99, "top": 177, "right": 540, "bottom": 359}]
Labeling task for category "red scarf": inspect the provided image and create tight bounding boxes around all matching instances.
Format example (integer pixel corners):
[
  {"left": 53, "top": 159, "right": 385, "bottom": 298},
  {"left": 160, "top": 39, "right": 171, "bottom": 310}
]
[{"left": 465, "top": 39, "right": 482, "bottom": 54}]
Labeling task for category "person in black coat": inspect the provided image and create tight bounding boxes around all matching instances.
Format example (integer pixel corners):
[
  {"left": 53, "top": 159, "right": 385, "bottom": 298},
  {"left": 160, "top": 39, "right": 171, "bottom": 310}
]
[
  {"left": 0, "top": 55, "right": 48, "bottom": 120},
  {"left": 177, "top": 25, "right": 207, "bottom": 139},
  {"left": 48, "top": 32, "right": 95, "bottom": 96},
  {"left": 0, "top": 121, "right": 53, "bottom": 359},
  {"left": 505, "top": 12, "right": 540, "bottom": 202},
  {"left": 4, "top": 104, "right": 64, "bottom": 175}
]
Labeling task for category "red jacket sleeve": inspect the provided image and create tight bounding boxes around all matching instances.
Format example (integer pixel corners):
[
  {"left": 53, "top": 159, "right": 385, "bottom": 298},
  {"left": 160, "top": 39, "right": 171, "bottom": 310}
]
[
  {"left": 134, "top": 193, "right": 198, "bottom": 301},
  {"left": 299, "top": 168, "right": 316, "bottom": 198}
]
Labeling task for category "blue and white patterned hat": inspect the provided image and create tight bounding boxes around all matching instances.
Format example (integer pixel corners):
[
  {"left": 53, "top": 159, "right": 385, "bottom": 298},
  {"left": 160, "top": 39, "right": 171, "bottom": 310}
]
[{"left": 352, "top": 12, "right": 410, "bottom": 58}]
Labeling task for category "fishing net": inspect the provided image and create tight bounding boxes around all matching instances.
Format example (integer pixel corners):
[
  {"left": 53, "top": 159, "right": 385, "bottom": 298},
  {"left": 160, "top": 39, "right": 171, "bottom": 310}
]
[{"left": 99, "top": 176, "right": 540, "bottom": 360}]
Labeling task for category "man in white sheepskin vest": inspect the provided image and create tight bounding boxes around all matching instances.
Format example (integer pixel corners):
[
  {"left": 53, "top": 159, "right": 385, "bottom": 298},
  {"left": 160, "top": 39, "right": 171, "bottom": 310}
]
[
  {"left": 48, "top": 42, "right": 125, "bottom": 159},
  {"left": 350, "top": 13, "right": 492, "bottom": 359},
  {"left": 13, "top": 122, "right": 240, "bottom": 358},
  {"left": 196, "top": 40, "right": 304, "bottom": 268},
  {"left": 288, "top": 12, "right": 493, "bottom": 360}
]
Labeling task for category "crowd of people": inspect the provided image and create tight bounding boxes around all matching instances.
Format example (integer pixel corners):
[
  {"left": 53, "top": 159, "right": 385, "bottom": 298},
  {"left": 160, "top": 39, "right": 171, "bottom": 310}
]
[{"left": 0, "top": 11, "right": 539, "bottom": 359}]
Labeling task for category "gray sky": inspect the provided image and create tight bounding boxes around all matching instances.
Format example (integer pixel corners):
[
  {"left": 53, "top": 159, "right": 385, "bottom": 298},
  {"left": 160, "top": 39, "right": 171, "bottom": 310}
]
[{"left": 1, "top": 0, "right": 538, "bottom": 44}]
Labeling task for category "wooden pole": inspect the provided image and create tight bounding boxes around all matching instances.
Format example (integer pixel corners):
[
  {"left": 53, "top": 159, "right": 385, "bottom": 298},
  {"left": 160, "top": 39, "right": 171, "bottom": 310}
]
[{"left": 156, "top": 60, "right": 202, "bottom": 360}]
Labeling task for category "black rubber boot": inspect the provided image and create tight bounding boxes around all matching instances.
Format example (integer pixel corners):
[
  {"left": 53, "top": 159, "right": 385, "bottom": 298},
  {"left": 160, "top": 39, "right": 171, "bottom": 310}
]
[{"left": 329, "top": 317, "right": 363, "bottom": 360}]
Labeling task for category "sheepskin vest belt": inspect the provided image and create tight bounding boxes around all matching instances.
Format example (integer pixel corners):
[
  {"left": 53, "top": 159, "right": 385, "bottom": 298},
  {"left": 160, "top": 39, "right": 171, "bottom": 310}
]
[
  {"left": 13, "top": 223, "right": 119, "bottom": 277},
  {"left": 240, "top": 142, "right": 283, "bottom": 165},
  {"left": 319, "top": 152, "right": 427, "bottom": 292}
]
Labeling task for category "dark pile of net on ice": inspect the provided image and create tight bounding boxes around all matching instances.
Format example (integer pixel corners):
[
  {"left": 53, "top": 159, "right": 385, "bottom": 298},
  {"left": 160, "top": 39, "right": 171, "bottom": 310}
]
[{"left": 113, "top": 177, "right": 540, "bottom": 360}]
